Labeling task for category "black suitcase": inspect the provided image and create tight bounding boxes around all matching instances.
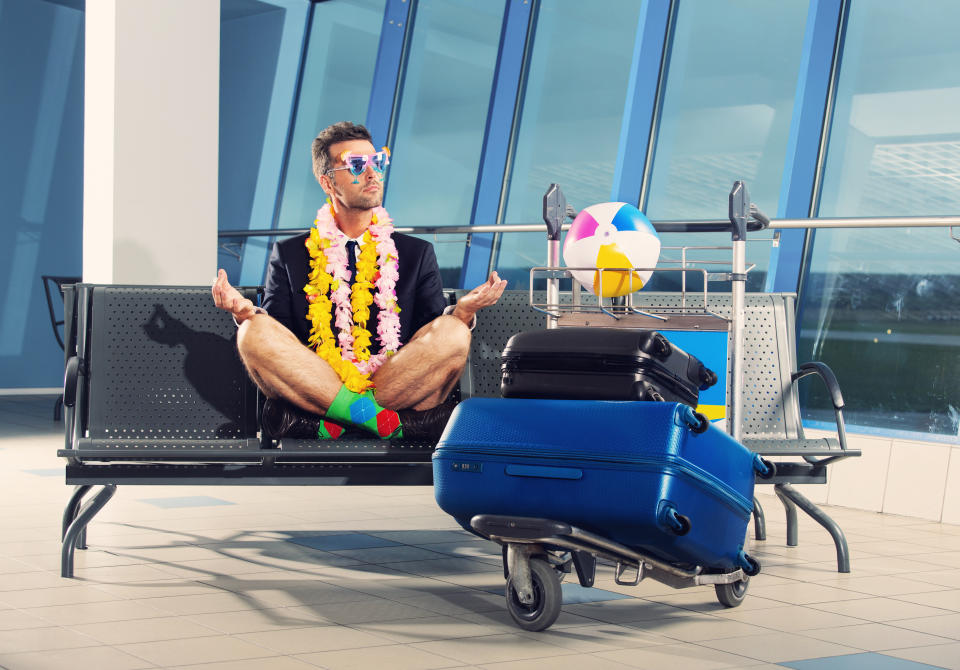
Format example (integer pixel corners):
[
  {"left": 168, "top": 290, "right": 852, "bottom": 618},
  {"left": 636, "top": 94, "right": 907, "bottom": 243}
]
[{"left": 500, "top": 327, "right": 718, "bottom": 406}]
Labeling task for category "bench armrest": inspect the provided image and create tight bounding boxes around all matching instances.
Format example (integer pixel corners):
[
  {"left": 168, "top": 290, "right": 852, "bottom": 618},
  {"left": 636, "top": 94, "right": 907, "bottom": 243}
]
[
  {"left": 791, "top": 361, "right": 849, "bottom": 452},
  {"left": 63, "top": 356, "right": 82, "bottom": 408}
]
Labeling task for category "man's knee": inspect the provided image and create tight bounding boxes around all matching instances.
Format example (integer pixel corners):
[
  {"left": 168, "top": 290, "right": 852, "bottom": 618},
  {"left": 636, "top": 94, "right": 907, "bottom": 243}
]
[
  {"left": 236, "top": 314, "right": 271, "bottom": 362},
  {"left": 431, "top": 314, "right": 471, "bottom": 359}
]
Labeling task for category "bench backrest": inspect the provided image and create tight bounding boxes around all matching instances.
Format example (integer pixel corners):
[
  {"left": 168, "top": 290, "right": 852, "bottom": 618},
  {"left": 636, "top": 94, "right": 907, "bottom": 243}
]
[
  {"left": 465, "top": 290, "right": 802, "bottom": 441},
  {"left": 75, "top": 285, "right": 260, "bottom": 443}
]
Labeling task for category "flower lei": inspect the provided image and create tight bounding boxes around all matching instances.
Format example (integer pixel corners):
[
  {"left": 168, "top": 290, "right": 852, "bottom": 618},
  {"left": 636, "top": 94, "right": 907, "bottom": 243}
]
[{"left": 303, "top": 200, "right": 401, "bottom": 393}]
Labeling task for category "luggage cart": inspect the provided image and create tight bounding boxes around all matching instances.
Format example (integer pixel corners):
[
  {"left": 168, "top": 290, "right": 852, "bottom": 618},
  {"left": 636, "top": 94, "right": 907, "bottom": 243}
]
[{"left": 468, "top": 182, "right": 773, "bottom": 631}]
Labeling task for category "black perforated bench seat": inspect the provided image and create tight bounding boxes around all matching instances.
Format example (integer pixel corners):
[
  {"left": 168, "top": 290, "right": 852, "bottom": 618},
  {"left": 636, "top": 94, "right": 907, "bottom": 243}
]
[{"left": 59, "top": 285, "right": 859, "bottom": 578}]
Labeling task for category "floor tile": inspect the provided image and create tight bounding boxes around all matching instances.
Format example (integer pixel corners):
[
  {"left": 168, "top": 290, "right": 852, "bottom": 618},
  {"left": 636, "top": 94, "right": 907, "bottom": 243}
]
[
  {"left": 287, "top": 533, "right": 400, "bottom": 551},
  {"left": 66, "top": 615, "right": 222, "bottom": 644},
  {"left": 624, "top": 614, "right": 763, "bottom": 642},
  {"left": 809, "top": 597, "right": 954, "bottom": 622},
  {"left": 594, "top": 642, "right": 764, "bottom": 669},
  {"left": 479, "top": 654, "right": 636, "bottom": 669},
  {"left": 0, "top": 609, "right": 55, "bottom": 632},
  {"left": 0, "top": 626, "right": 101, "bottom": 654},
  {"left": 0, "top": 644, "right": 156, "bottom": 670},
  {"left": 516, "top": 623, "right": 674, "bottom": 652},
  {"left": 138, "top": 495, "right": 235, "bottom": 509},
  {"left": 297, "top": 643, "right": 469, "bottom": 669},
  {"left": 894, "top": 590, "right": 960, "bottom": 612},
  {"left": 697, "top": 630, "right": 861, "bottom": 664},
  {"left": 802, "top": 622, "right": 956, "bottom": 651},
  {"left": 348, "top": 614, "right": 502, "bottom": 643},
  {"left": 888, "top": 612, "right": 960, "bottom": 640},
  {"left": 412, "top": 633, "right": 577, "bottom": 664},
  {"left": 884, "top": 643, "right": 960, "bottom": 670},
  {"left": 169, "top": 658, "right": 317, "bottom": 670},
  {"left": 237, "top": 625, "right": 395, "bottom": 654},
  {"left": 722, "top": 603, "right": 870, "bottom": 631},
  {"left": 780, "top": 651, "right": 950, "bottom": 669},
  {"left": 746, "top": 582, "right": 874, "bottom": 605},
  {"left": 116, "top": 634, "right": 276, "bottom": 666}
]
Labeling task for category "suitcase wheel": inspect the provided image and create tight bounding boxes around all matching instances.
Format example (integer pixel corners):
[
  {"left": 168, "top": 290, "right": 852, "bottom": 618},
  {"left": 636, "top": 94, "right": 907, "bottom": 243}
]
[
  {"left": 715, "top": 578, "right": 750, "bottom": 607},
  {"left": 754, "top": 456, "right": 777, "bottom": 480},
  {"left": 651, "top": 333, "right": 672, "bottom": 359},
  {"left": 658, "top": 503, "right": 692, "bottom": 536},
  {"left": 679, "top": 406, "right": 711, "bottom": 434},
  {"left": 505, "top": 557, "right": 562, "bottom": 632},
  {"left": 738, "top": 552, "right": 761, "bottom": 577},
  {"left": 698, "top": 366, "right": 718, "bottom": 390}
]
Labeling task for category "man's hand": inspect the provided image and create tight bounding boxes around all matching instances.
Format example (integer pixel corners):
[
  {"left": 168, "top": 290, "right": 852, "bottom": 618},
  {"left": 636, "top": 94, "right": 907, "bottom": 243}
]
[
  {"left": 212, "top": 269, "right": 259, "bottom": 323},
  {"left": 452, "top": 271, "right": 508, "bottom": 326}
]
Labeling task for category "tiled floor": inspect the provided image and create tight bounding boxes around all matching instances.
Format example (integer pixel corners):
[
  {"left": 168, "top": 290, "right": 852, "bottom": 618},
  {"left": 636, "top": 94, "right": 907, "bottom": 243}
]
[{"left": 2, "top": 394, "right": 960, "bottom": 670}]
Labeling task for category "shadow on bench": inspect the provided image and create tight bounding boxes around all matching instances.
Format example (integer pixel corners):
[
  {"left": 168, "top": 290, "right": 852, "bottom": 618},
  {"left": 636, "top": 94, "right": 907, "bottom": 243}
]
[{"left": 58, "top": 284, "right": 441, "bottom": 577}]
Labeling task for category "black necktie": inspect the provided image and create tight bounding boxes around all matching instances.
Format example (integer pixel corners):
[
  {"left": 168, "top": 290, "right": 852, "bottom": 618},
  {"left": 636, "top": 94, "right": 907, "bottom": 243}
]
[{"left": 346, "top": 240, "right": 358, "bottom": 284}]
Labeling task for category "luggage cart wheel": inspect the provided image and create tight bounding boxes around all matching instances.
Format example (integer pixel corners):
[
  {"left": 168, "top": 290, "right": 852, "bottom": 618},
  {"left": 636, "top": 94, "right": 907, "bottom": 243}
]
[
  {"left": 506, "top": 557, "right": 562, "bottom": 631},
  {"left": 715, "top": 577, "right": 750, "bottom": 608}
]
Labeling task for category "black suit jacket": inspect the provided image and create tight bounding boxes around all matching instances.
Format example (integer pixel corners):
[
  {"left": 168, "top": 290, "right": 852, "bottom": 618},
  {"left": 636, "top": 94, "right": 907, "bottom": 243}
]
[{"left": 263, "top": 231, "right": 449, "bottom": 353}]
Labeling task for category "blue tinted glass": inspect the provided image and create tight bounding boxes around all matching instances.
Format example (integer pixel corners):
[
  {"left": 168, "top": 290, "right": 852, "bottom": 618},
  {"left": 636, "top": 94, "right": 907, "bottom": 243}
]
[
  {"left": 274, "top": 0, "right": 385, "bottom": 233},
  {"left": 384, "top": 0, "right": 504, "bottom": 285},
  {"left": 345, "top": 154, "right": 368, "bottom": 176},
  {"left": 648, "top": 0, "right": 808, "bottom": 219},
  {"left": 495, "top": 0, "right": 644, "bottom": 288},
  {"left": 799, "top": 0, "right": 960, "bottom": 437},
  {"left": 645, "top": 0, "right": 809, "bottom": 290}
]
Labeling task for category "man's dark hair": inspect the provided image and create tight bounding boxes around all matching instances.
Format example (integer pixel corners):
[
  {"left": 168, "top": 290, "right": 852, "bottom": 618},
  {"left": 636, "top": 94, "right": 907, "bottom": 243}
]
[{"left": 312, "top": 121, "right": 373, "bottom": 182}]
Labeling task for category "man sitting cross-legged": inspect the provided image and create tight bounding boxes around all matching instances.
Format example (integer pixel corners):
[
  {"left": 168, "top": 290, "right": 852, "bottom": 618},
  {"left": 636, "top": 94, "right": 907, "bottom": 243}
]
[{"left": 212, "top": 121, "right": 506, "bottom": 441}]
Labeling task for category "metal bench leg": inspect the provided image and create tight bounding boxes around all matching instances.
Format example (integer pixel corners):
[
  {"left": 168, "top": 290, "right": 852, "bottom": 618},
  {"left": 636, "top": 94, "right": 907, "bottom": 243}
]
[
  {"left": 752, "top": 496, "right": 766, "bottom": 541},
  {"left": 61, "top": 485, "right": 116, "bottom": 578},
  {"left": 776, "top": 483, "right": 850, "bottom": 573},
  {"left": 774, "top": 485, "right": 799, "bottom": 547},
  {"left": 62, "top": 485, "right": 92, "bottom": 550}
]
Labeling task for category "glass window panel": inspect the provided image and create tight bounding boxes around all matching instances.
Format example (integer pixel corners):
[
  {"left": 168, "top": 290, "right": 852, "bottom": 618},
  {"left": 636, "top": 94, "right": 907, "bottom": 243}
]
[
  {"left": 274, "top": 0, "right": 385, "bottom": 235},
  {"left": 799, "top": 0, "right": 960, "bottom": 437},
  {"left": 385, "top": 0, "right": 504, "bottom": 286},
  {"left": 494, "top": 0, "right": 644, "bottom": 289},
  {"left": 645, "top": 0, "right": 808, "bottom": 291}
]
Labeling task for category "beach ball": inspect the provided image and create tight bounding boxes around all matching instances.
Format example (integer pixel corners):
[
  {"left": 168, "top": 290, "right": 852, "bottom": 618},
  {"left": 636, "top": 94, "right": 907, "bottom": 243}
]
[{"left": 562, "top": 202, "right": 660, "bottom": 297}]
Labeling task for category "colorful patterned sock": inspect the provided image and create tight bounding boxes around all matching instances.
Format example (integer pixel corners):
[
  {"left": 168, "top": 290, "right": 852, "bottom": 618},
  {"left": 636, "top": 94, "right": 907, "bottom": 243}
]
[
  {"left": 325, "top": 385, "right": 403, "bottom": 438},
  {"left": 316, "top": 419, "right": 345, "bottom": 440}
]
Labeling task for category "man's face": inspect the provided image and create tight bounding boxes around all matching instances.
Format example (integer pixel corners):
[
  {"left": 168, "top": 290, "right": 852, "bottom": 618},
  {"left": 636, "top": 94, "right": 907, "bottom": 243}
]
[{"left": 320, "top": 139, "right": 385, "bottom": 211}]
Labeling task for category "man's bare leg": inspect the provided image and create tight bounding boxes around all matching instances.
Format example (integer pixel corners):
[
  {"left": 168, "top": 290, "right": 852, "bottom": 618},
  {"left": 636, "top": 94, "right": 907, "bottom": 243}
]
[
  {"left": 372, "top": 315, "right": 470, "bottom": 411},
  {"left": 236, "top": 313, "right": 341, "bottom": 414}
]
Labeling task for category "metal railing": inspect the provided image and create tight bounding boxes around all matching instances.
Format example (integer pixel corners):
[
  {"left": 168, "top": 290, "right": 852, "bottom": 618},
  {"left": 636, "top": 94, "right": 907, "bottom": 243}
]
[{"left": 218, "top": 215, "right": 960, "bottom": 239}]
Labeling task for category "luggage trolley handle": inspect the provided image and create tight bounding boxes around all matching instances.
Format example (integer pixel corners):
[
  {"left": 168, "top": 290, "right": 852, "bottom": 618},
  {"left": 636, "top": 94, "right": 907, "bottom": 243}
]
[{"left": 541, "top": 182, "right": 769, "bottom": 441}]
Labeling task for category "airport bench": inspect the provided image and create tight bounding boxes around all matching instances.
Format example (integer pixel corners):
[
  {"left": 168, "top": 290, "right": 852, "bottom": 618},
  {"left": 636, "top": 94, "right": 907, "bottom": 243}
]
[{"left": 58, "top": 286, "right": 857, "bottom": 577}]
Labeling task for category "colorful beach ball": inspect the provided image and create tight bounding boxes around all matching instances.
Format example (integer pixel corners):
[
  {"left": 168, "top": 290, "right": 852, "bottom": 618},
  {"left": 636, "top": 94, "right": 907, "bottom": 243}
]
[{"left": 562, "top": 202, "right": 660, "bottom": 297}]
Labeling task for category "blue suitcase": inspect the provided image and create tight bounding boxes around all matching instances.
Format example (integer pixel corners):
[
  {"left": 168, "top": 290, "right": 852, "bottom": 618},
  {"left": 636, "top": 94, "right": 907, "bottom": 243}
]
[{"left": 433, "top": 397, "right": 768, "bottom": 571}]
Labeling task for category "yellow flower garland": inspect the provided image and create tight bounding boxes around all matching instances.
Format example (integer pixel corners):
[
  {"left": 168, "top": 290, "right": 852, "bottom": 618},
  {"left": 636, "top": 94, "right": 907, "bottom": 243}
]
[{"left": 303, "top": 212, "right": 393, "bottom": 394}]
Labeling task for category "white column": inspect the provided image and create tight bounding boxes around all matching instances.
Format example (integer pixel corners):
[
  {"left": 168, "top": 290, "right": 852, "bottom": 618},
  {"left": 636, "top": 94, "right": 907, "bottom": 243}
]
[{"left": 83, "top": 0, "right": 219, "bottom": 285}]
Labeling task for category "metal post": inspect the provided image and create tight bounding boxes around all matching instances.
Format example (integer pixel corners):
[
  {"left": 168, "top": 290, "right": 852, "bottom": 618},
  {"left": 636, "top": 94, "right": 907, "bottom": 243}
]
[
  {"left": 730, "top": 240, "right": 746, "bottom": 442},
  {"left": 728, "top": 182, "right": 750, "bottom": 442},
  {"left": 542, "top": 184, "right": 567, "bottom": 330},
  {"left": 546, "top": 239, "right": 559, "bottom": 330}
]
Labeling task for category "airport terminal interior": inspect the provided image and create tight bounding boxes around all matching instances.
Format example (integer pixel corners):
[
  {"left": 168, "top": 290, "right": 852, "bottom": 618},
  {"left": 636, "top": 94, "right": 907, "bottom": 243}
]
[{"left": 2, "top": 0, "right": 959, "bottom": 668}]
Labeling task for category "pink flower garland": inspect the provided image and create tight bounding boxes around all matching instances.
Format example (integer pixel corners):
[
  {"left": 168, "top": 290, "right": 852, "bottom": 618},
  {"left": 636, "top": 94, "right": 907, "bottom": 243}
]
[{"left": 309, "top": 203, "right": 401, "bottom": 376}]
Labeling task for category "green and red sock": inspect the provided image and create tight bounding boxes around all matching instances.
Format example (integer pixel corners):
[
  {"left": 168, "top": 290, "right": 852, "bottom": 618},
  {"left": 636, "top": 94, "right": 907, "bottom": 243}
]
[
  {"left": 316, "top": 420, "right": 345, "bottom": 439},
  {"left": 322, "top": 385, "right": 402, "bottom": 439}
]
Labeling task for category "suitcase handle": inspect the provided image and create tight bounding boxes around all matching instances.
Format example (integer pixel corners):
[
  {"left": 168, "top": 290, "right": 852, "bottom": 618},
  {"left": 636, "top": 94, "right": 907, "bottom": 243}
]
[{"left": 505, "top": 464, "right": 583, "bottom": 480}]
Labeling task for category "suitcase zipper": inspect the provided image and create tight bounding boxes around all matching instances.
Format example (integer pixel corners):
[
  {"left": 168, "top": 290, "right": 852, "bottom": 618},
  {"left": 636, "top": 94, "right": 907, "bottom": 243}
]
[{"left": 434, "top": 447, "right": 752, "bottom": 516}]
